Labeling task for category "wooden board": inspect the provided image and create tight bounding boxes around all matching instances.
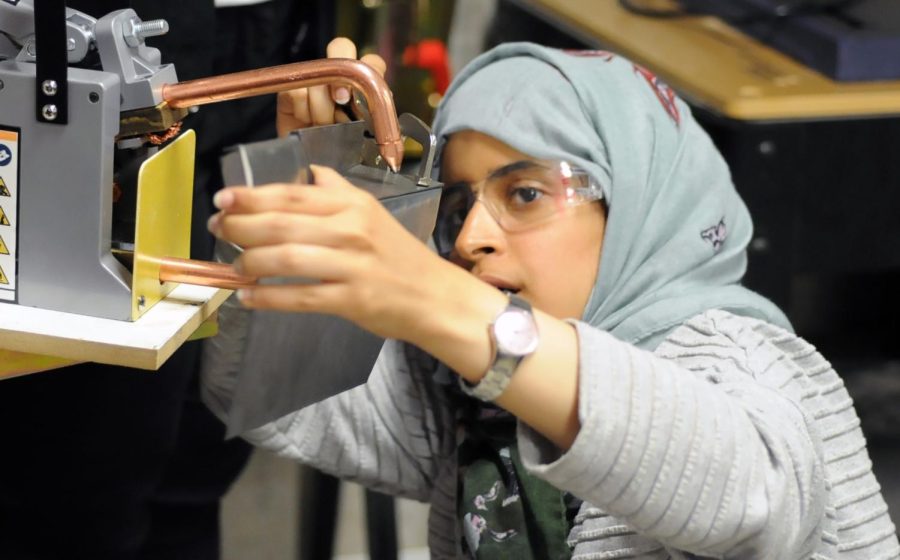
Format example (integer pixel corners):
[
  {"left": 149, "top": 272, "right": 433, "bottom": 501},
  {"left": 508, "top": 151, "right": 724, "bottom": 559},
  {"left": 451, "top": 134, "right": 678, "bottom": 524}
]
[
  {"left": 513, "top": 0, "right": 900, "bottom": 120},
  {"left": 0, "top": 284, "right": 231, "bottom": 374}
]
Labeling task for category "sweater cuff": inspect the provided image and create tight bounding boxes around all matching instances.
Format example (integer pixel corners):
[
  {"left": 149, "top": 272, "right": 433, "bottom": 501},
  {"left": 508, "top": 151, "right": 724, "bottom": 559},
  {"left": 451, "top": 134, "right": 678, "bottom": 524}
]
[{"left": 517, "top": 320, "right": 619, "bottom": 487}]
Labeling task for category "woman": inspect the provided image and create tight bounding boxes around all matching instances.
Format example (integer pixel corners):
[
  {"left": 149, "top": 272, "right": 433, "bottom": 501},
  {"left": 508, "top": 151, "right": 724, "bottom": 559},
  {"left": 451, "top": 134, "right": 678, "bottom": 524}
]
[{"left": 203, "top": 41, "right": 899, "bottom": 558}]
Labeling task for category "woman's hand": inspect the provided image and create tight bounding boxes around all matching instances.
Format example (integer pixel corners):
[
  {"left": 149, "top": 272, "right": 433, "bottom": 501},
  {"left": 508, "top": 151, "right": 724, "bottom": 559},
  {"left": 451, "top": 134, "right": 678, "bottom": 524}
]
[
  {"left": 208, "top": 165, "right": 471, "bottom": 342},
  {"left": 209, "top": 167, "right": 582, "bottom": 450},
  {"left": 276, "top": 38, "right": 387, "bottom": 137}
]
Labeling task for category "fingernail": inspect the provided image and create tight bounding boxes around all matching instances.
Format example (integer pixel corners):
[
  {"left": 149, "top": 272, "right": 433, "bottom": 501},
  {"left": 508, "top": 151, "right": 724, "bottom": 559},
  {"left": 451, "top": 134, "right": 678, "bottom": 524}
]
[
  {"left": 213, "top": 190, "right": 234, "bottom": 210},
  {"left": 335, "top": 87, "right": 351, "bottom": 105},
  {"left": 207, "top": 213, "right": 220, "bottom": 235},
  {"left": 236, "top": 289, "right": 251, "bottom": 304}
]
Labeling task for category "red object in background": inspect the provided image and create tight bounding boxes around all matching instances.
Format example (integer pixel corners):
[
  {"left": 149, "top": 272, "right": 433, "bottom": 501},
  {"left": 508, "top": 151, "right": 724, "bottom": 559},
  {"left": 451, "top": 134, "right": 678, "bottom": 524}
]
[{"left": 402, "top": 39, "right": 451, "bottom": 94}]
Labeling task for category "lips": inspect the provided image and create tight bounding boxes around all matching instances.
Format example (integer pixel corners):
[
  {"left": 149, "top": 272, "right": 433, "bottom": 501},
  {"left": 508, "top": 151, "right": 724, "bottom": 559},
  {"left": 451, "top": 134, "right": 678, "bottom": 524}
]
[{"left": 476, "top": 274, "right": 521, "bottom": 295}]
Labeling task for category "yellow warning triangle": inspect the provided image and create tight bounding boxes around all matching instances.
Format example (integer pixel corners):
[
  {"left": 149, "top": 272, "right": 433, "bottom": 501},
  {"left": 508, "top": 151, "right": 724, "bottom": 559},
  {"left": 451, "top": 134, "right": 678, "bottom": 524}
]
[
  {"left": 0, "top": 206, "right": 8, "bottom": 226},
  {"left": 0, "top": 264, "right": 8, "bottom": 285},
  {"left": 0, "top": 177, "right": 9, "bottom": 197},
  {"left": 0, "top": 234, "right": 8, "bottom": 255}
]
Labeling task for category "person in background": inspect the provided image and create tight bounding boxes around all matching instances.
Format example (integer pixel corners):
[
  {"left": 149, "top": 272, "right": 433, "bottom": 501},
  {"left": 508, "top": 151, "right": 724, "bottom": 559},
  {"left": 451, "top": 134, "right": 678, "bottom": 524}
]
[
  {"left": 0, "top": 2, "right": 331, "bottom": 558},
  {"left": 203, "top": 40, "right": 899, "bottom": 558}
]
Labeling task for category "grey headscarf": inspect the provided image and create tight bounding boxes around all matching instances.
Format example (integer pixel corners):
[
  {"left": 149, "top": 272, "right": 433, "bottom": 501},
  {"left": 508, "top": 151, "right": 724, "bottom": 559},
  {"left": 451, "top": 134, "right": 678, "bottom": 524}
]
[{"left": 432, "top": 43, "right": 791, "bottom": 350}]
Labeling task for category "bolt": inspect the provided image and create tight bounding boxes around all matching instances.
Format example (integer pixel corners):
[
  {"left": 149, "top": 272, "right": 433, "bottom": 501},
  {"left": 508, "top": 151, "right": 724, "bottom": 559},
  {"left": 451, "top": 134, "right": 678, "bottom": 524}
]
[
  {"left": 124, "top": 17, "right": 169, "bottom": 47},
  {"left": 138, "top": 295, "right": 146, "bottom": 308},
  {"left": 41, "top": 104, "right": 58, "bottom": 121},
  {"left": 41, "top": 80, "right": 58, "bottom": 96},
  {"left": 67, "top": 38, "right": 76, "bottom": 51},
  {"left": 25, "top": 39, "right": 37, "bottom": 57},
  {"left": 758, "top": 140, "right": 776, "bottom": 156}
]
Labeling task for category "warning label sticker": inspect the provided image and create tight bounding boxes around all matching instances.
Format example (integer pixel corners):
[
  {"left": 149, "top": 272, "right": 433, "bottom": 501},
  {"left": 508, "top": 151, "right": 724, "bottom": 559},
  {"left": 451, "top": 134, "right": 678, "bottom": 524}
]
[{"left": 0, "top": 127, "right": 18, "bottom": 302}]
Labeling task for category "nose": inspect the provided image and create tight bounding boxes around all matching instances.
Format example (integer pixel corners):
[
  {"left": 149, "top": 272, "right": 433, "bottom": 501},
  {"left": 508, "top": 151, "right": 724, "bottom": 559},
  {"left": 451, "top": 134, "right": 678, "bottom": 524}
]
[{"left": 454, "top": 200, "right": 505, "bottom": 262}]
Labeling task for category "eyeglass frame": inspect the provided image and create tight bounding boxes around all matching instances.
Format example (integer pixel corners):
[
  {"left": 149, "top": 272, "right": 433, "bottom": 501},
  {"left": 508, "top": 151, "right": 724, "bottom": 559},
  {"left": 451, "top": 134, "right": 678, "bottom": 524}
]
[{"left": 433, "top": 159, "right": 605, "bottom": 259}]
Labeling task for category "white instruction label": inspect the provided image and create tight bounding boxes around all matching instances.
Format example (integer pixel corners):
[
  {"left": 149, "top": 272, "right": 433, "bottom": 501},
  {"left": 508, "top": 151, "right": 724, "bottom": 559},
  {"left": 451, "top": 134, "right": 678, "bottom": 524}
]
[{"left": 0, "top": 127, "right": 19, "bottom": 302}]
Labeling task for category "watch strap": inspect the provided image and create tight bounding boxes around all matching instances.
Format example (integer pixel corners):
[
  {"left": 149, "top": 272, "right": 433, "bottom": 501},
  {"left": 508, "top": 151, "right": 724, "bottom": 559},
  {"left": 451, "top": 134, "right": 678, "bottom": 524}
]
[{"left": 459, "top": 295, "right": 534, "bottom": 402}]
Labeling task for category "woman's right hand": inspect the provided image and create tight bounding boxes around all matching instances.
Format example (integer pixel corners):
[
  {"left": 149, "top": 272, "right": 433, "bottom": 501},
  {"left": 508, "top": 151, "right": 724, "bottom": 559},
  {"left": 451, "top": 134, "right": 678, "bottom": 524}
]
[{"left": 276, "top": 38, "right": 388, "bottom": 137}]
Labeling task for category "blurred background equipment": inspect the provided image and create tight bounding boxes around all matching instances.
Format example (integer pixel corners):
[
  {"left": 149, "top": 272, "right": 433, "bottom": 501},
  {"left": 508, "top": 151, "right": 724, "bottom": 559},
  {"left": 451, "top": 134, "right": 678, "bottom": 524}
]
[
  {"left": 337, "top": 0, "right": 455, "bottom": 127},
  {"left": 621, "top": 0, "right": 900, "bottom": 81}
]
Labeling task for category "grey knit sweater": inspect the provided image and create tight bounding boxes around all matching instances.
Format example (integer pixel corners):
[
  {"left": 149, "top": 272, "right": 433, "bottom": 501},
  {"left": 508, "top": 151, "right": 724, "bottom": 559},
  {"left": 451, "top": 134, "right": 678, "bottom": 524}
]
[{"left": 202, "top": 309, "right": 899, "bottom": 559}]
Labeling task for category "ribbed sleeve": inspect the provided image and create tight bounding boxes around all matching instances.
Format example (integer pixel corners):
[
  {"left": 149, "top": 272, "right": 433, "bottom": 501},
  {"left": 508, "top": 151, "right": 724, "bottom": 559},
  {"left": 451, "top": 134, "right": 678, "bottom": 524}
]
[
  {"left": 203, "top": 301, "right": 898, "bottom": 559},
  {"left": 519, "top": 310, "right": 899, "bottom": 559}
]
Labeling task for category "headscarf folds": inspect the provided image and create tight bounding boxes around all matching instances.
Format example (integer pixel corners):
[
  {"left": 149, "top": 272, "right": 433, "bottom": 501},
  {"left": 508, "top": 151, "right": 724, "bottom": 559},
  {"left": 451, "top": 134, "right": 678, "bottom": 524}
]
[{"left": 432, "top": 43, "right": 791, "bottom": 349}]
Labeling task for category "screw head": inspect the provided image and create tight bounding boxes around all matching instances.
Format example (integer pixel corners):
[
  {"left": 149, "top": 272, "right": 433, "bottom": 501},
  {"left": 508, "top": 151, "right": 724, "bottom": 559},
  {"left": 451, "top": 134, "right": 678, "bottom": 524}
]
[
  {"left": 41, "top": 104, "right": 58, "bottom": 121},
  {"left": 138, "top": 295, "right": 146, "bottom": 308},
  {"left": 41, "top": 79, "right": 58, "bottom": 96}
]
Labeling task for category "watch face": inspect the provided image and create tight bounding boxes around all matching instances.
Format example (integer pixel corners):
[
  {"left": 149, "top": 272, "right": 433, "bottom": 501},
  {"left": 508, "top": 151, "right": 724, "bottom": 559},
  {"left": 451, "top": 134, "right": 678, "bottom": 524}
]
[{"left": 494, "top": 308, "right": 539, "bottom": 356}]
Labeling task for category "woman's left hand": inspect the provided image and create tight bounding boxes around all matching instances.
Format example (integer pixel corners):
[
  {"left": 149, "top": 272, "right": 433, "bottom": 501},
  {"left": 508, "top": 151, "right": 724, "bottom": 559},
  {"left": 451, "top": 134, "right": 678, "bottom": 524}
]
[{"left": 208, "top": 166, "right": 469, "bottom": 342}]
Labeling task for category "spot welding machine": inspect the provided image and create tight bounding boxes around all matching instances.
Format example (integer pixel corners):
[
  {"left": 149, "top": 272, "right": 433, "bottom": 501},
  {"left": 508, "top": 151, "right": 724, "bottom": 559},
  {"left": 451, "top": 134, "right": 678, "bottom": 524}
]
[{"left": 0, "top": 1, "right": 441, "bottom": 381}]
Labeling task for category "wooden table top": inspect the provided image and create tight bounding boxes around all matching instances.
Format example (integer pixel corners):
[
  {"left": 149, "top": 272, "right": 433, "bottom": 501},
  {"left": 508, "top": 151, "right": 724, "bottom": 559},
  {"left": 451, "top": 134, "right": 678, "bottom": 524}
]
[{"left": 513, "top": 0, "right": 900, "bottom": 120}]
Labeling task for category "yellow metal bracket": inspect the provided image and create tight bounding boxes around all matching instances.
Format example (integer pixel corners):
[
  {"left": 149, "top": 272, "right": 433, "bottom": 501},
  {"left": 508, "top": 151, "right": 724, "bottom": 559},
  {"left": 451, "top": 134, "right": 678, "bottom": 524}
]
[{"left": 132, "top": 130, "right": 196, "bottom": 320}]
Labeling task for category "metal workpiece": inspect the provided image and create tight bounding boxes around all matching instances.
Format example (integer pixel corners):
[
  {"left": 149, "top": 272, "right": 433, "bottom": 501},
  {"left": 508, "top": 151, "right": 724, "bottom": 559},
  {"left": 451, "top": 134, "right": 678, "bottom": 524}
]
[
  {"left": 207, "top": 118, "right": 442, "bottom": 434},
  {"left": 162, "top": 58, "right": 405, "bottom": 171}
]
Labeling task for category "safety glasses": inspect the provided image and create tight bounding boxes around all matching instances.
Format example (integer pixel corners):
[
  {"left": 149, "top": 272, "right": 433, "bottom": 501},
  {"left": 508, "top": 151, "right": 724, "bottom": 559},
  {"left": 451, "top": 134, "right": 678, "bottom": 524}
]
[{"left": 434, "top": 160, "right": 603, "bottom": 259}]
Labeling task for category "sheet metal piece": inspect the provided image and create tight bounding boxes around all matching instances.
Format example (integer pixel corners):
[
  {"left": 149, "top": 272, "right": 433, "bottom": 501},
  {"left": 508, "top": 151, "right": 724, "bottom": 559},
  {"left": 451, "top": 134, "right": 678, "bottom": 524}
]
[
  {"left": 131, "top": 130, "right": 195, "bottom": 320},
  {"left": 214, "top": 121, "right": 441, "bottom": 436}
]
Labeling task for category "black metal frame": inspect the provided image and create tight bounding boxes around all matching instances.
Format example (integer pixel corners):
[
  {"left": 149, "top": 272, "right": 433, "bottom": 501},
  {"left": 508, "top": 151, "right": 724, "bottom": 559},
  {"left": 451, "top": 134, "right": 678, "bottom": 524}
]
[{"left": 33, "top": 0, "right": 68, "bottom": 124}]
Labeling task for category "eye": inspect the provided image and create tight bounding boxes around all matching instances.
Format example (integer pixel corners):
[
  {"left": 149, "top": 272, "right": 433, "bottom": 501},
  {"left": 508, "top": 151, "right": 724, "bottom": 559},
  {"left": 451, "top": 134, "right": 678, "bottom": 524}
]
[{"left": 510, "top": 185, "right": 543, "bottom": 204}]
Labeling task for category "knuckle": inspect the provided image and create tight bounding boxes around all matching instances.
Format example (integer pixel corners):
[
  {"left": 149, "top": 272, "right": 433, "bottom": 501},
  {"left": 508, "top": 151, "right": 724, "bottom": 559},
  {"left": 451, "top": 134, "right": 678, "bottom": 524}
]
[
  {"left": 271, "top": 213, "right": 296, "bottom": 239},
  {"left": 281, "top": 244, "right": 308, "bottom": 271}
]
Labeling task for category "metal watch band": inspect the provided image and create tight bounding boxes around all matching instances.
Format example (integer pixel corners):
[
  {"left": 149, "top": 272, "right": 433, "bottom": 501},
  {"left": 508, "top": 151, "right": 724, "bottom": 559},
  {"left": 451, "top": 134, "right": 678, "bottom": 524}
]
[{"left": 459, "top": 294, "right": 536, "bottom": 402}]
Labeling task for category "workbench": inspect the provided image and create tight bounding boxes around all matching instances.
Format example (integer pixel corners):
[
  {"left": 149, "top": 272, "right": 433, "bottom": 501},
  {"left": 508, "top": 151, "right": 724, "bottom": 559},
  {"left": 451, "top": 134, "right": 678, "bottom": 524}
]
[{"left": 0, "top": 286, "right": 229, "bottom": 379}]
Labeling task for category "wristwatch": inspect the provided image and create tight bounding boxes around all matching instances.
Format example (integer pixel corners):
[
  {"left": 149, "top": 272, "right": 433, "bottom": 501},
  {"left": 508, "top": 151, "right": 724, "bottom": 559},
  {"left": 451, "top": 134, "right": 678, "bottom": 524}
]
[{"left": 460, "top": 294, "right": 539, "bottom": 401}]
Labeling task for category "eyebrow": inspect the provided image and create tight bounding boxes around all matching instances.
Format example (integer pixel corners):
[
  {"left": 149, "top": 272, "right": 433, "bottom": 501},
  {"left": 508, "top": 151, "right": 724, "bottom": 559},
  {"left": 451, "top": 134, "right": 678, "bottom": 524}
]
[
  {"left": 443, "top": 159, "right": 546, "bottom": 189},
  {"left": 486, "top": 160, "right": 545, "bottom": 181}
]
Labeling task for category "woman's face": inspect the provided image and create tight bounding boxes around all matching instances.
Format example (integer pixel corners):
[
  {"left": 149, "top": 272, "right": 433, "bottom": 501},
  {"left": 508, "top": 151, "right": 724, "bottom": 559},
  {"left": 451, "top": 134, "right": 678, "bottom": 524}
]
[{"left": 441, "top": 130, "right": 606, "bottom": 319}]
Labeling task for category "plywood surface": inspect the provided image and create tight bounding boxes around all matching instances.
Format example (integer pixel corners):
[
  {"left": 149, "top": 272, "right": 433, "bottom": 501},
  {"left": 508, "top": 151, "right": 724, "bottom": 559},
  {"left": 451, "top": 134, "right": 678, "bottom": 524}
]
[{"left": 0, "top": 284, "right": 231, "bottom": 372}]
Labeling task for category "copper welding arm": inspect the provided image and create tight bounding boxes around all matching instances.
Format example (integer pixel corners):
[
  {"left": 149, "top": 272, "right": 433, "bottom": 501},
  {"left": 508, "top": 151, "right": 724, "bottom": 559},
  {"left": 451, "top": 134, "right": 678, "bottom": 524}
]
[
  {"left": 161, "top": 59, "right": 404, "bottom": 172},
  {"left": 158, "top": 257, "right": 257, "bottom": 290}
]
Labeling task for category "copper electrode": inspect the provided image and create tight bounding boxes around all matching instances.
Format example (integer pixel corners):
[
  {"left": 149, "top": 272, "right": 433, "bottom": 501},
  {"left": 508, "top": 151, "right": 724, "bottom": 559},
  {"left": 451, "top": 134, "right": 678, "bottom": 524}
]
[
  {"left": 161, "top": 58, "right": 404, "bottom": 172},
  {"left": 158, "top": 257, "right": 257, "bottom": 290}
]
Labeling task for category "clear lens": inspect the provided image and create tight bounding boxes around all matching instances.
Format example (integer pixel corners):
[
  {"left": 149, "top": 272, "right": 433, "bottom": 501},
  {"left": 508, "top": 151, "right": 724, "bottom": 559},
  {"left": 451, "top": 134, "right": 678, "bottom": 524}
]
[
  {"left": 483, "top": 162, "right": 600, "bottom": 232},
  {"left": 434, "top": 161, "right": 602, "bottom": 258}
]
